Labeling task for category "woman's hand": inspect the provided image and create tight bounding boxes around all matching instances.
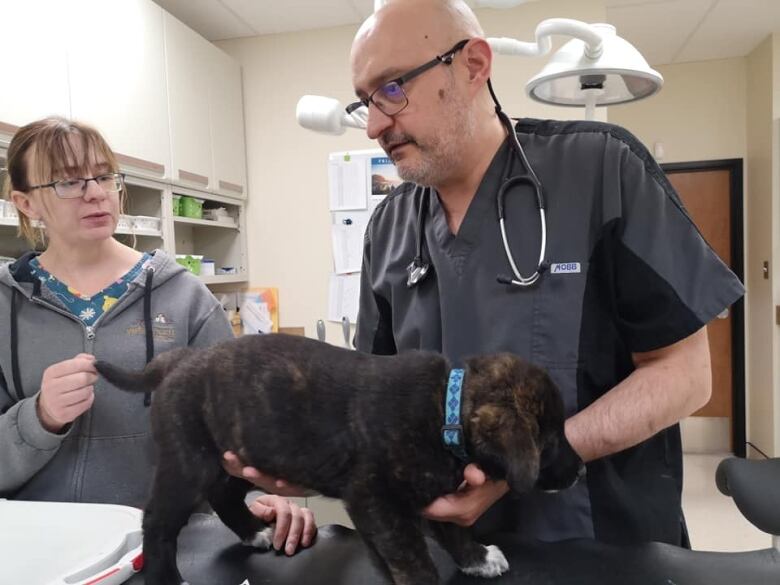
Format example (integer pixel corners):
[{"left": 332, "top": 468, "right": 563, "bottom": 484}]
[
  {"left": 37, "top": 354, "right": 97, "bottom": 433},
  {"left": 422, "top": 463, "right": 509, "bottom": 526},
  {"left": 248, "top": 494, "right": 317, "bottom": 555},
  {"left": 222, "top": 451, "right": 317, "bottom": 497}
]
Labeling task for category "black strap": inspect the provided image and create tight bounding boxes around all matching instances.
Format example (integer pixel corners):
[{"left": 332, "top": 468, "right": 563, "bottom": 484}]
[
  {"left": 143, "top": 269, "right": 154, "bottom": 407},
  {"left": 10, "top": 288, "right": 25, "bottom": 402}
]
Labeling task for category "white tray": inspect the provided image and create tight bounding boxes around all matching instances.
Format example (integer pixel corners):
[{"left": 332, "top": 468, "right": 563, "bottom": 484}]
[{"left": 0, "top": 499, "right": 143, "bottom": 585}]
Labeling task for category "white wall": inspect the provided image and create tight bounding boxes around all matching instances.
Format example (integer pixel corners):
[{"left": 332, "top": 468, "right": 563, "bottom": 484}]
[
  {"left": 216, "top": 0, "right": 606, "bottom": 341},
  {"left": 745, "top": 35, "right": 775, "bottom": 457},
  {"left": 608, "top": 58, "right": 747, "bottom": 163}
]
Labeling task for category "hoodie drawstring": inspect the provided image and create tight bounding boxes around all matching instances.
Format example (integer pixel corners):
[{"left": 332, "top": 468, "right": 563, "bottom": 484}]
[
  {"left": 10, "top": 289, "right": 24, "bottom": 402},
  {"left": 143, "top": 268, "right": 155, "bottom": 407}
]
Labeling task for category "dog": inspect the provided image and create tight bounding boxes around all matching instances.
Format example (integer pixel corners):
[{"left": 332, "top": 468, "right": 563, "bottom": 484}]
[{"left": 96, "top": 333, "right": 583, "bottom": 585}]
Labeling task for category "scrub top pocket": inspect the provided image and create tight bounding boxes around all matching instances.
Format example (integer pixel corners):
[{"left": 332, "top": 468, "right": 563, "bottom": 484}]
[{"left": 531, "top": 261, "right": 589, "bottom": 368}]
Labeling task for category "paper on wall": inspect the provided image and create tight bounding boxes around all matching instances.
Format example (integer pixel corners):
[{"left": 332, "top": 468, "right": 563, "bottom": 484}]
[
  {"left": 328, "top": 157, "right": 368, "bottom": 211},
  {"left": 331, "top": 209, "right": 373, "bottom": 274},
  {"left": 328, "top": 273, "right": 360, "bottom": 324}
]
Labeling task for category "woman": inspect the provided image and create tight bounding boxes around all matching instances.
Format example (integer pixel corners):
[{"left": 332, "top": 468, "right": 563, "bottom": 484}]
[{"left": 0, "top": 117, "right": 314, "bottom": 554}]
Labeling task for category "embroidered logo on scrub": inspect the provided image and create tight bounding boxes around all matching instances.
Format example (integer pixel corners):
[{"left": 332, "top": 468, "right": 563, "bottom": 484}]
[
  {"left": 127, "top": 313, "right": 176, "bottom": 342},
  {"left": 550, "top": 262, "right": 581, "bottom": 274}
]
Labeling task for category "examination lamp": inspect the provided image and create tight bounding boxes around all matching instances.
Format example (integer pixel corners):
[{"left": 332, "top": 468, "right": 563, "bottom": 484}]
[
  {"left": 296, "top": 95, "right": 368, "bottom": 135},
  {"left": 490, "top": 19, "right": 663, "bottom": 119}
]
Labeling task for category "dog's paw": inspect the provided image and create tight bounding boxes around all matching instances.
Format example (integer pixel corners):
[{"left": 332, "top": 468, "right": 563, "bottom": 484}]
[
  {"left": 460, "top": 545, "right": 509, "bottom": 578},
  {"left": 242, "top": 525, "right": 275, "bottom": 550}
]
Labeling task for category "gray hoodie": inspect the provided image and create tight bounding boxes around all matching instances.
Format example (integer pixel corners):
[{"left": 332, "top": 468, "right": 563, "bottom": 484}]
[{"left": 0, "top": 249, "right": 233, "bottom": 507}]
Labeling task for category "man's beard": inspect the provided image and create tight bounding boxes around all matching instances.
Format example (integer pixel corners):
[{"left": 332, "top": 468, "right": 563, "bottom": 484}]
[{"left": 383, "top": 88, "right": 476, "bottom": 187}]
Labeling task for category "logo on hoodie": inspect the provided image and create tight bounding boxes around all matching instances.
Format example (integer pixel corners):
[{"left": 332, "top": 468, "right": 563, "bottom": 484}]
[{"left": 127, "top": 313, "right": 176, "bottom": 342}]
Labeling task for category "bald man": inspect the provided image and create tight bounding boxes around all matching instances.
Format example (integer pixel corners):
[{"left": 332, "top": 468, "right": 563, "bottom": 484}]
[{"left": 352, "top": 0, "right": 743, "bottom": 547}]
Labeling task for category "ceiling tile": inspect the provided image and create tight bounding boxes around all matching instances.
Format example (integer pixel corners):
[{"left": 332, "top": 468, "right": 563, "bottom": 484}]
[
  {"left": 152, "top": 0, "right": 255, "bottom": 41},
  {"left": 606, "top": 0, "right": 714, "bottom": 65},
  {"left": 675, "top": 0, "right": 780, "bottom": 62},
  {"left": 223, "top": 0, "right": 363, "bottom": 36}
]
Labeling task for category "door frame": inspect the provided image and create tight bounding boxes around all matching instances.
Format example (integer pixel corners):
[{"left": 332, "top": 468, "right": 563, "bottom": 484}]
[{"left": 661, "top": 159, "right": 746, "bottom": 457}]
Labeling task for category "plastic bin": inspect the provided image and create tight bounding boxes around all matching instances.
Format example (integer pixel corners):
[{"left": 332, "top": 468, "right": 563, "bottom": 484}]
[
  {"left": 201, "top": 258, "right": 216, "bottom": 276},
  {"left": 172, "top": 195, "right": 181, "bottom": 216},
  {"left": 180, "top": 196, "right": 204, "bottom": 219},
  {"left": 133, "top": 216, "right": 161, "bottom": 233}
]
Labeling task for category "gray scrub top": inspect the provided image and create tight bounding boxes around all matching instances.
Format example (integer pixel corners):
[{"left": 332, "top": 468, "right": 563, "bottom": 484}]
[{"left": 355, "top": 118, "right": 745, "bottom": 545}]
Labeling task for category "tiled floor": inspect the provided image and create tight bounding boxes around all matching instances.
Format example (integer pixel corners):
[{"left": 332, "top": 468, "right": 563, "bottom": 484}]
[{"left": 682, "top": 453, "right": 772, "bottom": 551}]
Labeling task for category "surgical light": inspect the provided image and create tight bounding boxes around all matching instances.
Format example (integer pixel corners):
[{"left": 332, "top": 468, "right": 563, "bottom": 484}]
[{"left": 490, "top": 19, "right": 663, "bottom": 120}]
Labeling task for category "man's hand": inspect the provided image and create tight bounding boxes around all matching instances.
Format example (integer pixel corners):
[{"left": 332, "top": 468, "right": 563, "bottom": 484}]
[
  {"left": 248, "top": 494, "right": 317, "bottom": 555},
  {"left": 222, "top": 451, "right": 316, "bottom": 497},
  {"left": 37, "top": 354, "right": 98, "bottom": 433},
  {"left": 422, "top": 463, "right": 509, "bottom": 526}
]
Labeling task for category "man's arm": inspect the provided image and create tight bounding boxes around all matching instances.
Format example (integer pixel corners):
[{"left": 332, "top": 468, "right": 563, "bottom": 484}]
[{"left": 565, "top": 326, "right": 712, "bottom": 463}]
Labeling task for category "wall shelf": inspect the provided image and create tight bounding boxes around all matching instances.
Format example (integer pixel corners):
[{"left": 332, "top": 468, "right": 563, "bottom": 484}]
[
  {"left": 200, "top": 274, "right": 247, "bottom": 285},
  {"left": 173, "top": 216, "right": 238, "bottom": 229}
]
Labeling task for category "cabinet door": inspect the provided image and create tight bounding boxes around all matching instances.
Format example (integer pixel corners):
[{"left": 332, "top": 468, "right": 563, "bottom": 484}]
[
  {"left": 0, "top": 0, "right": 70, "bottom": 133},
  {"left": 67, "top": 0, "right": 170, "bottom": 179},
  {"left": 209, "top": 48, "right": 247, "bottom": 200},
  {"left": 164, "top": 12, "right": 213, "bottom": 190}
]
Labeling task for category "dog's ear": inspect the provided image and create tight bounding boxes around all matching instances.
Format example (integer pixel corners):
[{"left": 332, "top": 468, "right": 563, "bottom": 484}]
[{"left": 504, "top": 414, "right": 541, "bottom": 494}]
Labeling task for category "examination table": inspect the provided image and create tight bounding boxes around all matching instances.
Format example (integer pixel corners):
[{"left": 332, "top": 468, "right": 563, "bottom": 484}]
[{"left": 126, "top": 457, "right": 780, "bottom": 585}]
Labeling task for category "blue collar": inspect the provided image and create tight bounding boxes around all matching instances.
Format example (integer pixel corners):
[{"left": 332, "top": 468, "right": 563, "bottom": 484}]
[{"left": 442, "top": 368, "right": 469, "bottom": 462}]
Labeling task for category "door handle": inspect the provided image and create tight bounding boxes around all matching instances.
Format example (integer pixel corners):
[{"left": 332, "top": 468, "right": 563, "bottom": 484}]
[{"left": 717, "top": 308, "right": 729, "bottom": 319}]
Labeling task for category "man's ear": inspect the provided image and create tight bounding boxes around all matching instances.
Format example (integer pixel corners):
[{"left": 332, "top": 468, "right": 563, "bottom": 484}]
[
  {"left": 462, "top": 38, "right": 492, "bottom": 88},
  {"left": 10, "top": 190, "right": 40, "bottom": 220}
]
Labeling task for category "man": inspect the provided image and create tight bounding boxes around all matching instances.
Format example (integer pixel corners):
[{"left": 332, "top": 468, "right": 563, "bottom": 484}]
[{"left": 350, "top": 0, "right": 744, "bottom": 545}]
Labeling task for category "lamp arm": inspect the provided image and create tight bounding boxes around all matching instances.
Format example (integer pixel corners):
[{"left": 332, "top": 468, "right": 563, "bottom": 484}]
[
  {"left": 342, "top": 108, "right": 368, "bottom": 130},
  {"left": 488, "top": 18, "right": 603, "bottom": 59}
]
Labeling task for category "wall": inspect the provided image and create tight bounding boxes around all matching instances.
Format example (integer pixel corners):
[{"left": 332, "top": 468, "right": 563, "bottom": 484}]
[
  {"left": 608, "top": 58, "right": 747, "bottom": 163},
  {"left": 745, "top": 36, "right": 775, "bottom": 456},
  {"left": 216, "top": 0, "right": 606, "bottom": 341},
  {"left": 773, "top": 34, "right": 780, "bottom": 457}
]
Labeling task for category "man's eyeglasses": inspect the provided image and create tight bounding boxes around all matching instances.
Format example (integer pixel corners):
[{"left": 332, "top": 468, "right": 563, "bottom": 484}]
[
  {"left": 347, "top": 39, "right": 469, "bottom": 118},
  {"left": 26, "top": 172, "right": 125, "bottom": 199}
]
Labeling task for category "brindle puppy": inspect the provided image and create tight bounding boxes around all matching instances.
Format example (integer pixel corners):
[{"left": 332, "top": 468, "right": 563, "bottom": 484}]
[{"left": 96, "top": 333, "right": 583, "bottom": 585}]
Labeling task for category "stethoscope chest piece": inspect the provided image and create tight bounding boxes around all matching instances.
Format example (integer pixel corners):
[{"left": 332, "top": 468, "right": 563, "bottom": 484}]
[{"left": 406, "top": 257, "right": 430, "bottom": 288}]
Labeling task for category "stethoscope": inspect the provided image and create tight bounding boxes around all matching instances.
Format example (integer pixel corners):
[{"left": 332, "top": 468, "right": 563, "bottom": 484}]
[{"left": 407, "top": 79, "right": 548, "bottom": 288}]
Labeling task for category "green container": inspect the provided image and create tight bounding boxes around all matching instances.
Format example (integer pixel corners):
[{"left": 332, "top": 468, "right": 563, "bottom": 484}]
[
  {"left": 172, "top": 195, "right": 181, "bottom": 216},
  {"left": 175, "top": 254, "right": 203, "bottom": 275},
  {"left": 180, "top": 196, "right": 204, "bottom": 219}
]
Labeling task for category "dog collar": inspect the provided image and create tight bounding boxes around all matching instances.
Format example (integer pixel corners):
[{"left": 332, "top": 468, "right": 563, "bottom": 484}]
[{"left": 442, "top": 368, "right": 469, "bottom": 462}]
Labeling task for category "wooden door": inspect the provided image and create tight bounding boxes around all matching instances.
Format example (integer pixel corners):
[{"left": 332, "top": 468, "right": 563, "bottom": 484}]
[{"left": 666, "top": 170, "right": 733, "bottom": 422}]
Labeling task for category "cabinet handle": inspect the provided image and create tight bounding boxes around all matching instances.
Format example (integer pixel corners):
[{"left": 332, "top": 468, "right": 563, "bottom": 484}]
[
  {"left": 0, "top": 121, "right": 20, "bottom": 135},
  {"left": 218, "top": 180, "right": 244, "bottom": 195},
  {"left": 178, "top": 169, "right": 209, "bottom": 186},
  {"left": 116, "top": 153, "right": 165, "bottom": 176}
]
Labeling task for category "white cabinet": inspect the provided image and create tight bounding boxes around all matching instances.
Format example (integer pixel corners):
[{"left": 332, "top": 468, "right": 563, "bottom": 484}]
[
  {"left": 67, "top": 0, "right": 171, "bottom": 180},
  {"left": 0, "top": 0, "right": 70, "bottom": 139},
  {"left": 209, "top": 49, "right": 248, "bottom": 199},
  {"left": 164, "top": 12, "right": 214, "bottom": 191},
  {"left": 0, "top": 0, "right": 249, "bottom": 201}
]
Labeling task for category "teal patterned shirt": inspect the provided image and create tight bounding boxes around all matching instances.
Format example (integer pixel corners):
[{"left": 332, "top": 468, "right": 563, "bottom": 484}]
[{"left": 29, "top": 253, "right": 152, "bottom": 326}]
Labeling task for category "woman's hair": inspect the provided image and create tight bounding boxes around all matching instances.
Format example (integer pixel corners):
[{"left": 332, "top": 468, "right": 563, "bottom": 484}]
[{"left": 1, "top": 116, "right": 125, "bottom": 246}]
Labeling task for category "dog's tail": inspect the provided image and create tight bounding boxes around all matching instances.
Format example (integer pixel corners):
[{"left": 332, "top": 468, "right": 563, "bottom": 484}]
[{"left": 95, "top": 347, "right": 194, "bottom": 393}]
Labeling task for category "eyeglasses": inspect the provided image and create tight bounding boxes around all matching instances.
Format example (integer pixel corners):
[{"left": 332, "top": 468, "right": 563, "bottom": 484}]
[
  {"left": 26, "top": 172, "right": 125, "bottom": 199},
  {"left": 346, "top": 39, "right": 469, "bottom": 117}
]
